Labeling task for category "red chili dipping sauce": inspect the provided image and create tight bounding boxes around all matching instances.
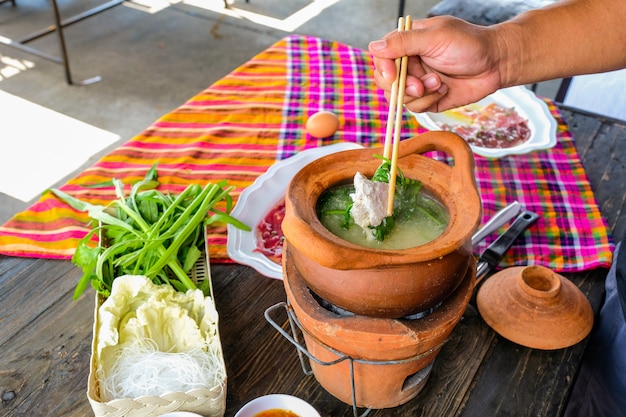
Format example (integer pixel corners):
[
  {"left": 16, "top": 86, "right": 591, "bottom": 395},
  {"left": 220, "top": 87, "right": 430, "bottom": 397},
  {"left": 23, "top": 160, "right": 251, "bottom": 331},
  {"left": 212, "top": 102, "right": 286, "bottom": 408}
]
[
  {"left": 255, "top": 200, "right": 286, "bottom": 264},
  {"left": 441, "top": 102, "right": 531, "bottom": 149},
  {"left": 253, "top": 409, "right": 299, "bottom": 417}
]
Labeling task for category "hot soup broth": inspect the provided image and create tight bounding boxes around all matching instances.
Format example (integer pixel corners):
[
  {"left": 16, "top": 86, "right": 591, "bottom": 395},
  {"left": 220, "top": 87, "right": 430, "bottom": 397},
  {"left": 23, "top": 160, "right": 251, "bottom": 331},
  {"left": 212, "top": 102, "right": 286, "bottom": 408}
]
[{"left": 316, "top": 182, "right": 449, "bottom": 250}]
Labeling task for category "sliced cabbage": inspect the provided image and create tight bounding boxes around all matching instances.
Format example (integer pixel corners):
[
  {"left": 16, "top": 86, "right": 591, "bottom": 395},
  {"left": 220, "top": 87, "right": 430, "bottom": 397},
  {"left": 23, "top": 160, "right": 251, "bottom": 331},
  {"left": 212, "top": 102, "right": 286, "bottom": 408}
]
[{"left": 95, "top": 275, "right": 225, "bottom": 401}]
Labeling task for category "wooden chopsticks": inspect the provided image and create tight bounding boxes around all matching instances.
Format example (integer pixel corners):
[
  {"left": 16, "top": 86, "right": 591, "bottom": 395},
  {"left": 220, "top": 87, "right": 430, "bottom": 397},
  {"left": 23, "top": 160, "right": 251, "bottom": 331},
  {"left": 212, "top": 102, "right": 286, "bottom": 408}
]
[{"left": 383, "top": 15, "right": 412, "bottom": 216}]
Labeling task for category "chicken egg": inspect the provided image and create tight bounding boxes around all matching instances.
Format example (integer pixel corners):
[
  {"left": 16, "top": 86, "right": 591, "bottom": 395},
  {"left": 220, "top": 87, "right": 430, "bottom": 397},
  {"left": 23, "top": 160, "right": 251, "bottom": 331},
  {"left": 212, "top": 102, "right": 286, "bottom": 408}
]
[{"left": 305, "top": 111, "right": 340, "bottom": 138}]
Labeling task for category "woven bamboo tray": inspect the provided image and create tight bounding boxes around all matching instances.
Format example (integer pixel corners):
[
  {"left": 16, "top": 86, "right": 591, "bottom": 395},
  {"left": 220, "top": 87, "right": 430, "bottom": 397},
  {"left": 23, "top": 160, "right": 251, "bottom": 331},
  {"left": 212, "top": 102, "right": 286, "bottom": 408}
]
[{"left": 86, "top": 246, "right": 227, "bottom": 417}]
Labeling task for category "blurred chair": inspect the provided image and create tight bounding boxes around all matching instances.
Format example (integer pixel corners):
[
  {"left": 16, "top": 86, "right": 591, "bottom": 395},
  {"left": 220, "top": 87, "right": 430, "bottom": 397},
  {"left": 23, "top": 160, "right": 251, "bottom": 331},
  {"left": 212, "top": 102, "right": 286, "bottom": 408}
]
[
  {"left": 426, "top": 0, "right": 555, "bottom": 26},
  {"left": 554, "top": 70, "right": 626, "bottom": 122},
  {"left": 0, "top": 0, "right": 124, "bottom": 85}
]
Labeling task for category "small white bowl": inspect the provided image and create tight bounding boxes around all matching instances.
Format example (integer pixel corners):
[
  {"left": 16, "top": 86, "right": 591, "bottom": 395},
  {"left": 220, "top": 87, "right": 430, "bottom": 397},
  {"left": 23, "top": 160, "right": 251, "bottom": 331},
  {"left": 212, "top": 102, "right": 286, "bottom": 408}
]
[{"left": 234, "top": 394, "right": 321, "bottom": 417}]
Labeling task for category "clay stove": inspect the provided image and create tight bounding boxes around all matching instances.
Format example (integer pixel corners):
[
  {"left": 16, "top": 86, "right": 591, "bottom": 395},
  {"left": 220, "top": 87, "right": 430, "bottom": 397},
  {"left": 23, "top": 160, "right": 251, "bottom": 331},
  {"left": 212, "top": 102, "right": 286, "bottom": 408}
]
[{"left": 271, "top": 132, "right": 482, "bottom": 410}]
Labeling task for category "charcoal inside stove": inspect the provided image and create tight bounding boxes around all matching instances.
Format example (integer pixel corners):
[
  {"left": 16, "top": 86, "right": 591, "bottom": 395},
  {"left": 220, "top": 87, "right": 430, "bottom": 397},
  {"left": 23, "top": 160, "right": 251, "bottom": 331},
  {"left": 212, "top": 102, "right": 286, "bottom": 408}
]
[
  {"left": 309, "top": 288, "right": 441, "bottom": 320},
  {"left": 402, "top": 361, "right": 434, "bottom": 391},
  {"left": 402, "top": 302, "right": 442, "bottom": 320},
  {"left": 310, "top": 290, "right": 355, "bottom": 317}
]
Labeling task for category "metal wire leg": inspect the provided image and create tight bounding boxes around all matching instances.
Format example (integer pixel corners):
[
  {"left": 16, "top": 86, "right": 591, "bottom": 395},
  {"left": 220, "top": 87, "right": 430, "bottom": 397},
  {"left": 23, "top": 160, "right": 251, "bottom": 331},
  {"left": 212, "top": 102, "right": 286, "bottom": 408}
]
[
  {"left": 49, "top": 0, "right": 73, "bottom": 84},
  {"left": 265, "top": 302, "right": 373, "bottom": 417},
  {"left": 51, "top": 0, "right": 104, "bottom": 85}
]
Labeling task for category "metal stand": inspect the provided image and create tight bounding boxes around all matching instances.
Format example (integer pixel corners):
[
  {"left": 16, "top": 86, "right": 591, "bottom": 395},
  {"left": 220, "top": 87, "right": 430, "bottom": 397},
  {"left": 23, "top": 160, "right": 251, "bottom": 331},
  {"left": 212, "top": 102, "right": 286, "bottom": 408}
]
[
  {"left": 265, "top": 302, "right": 437, "bottom": 417},
  {"left": 0, "top": 0, "right": 126, "bottom": 85}
]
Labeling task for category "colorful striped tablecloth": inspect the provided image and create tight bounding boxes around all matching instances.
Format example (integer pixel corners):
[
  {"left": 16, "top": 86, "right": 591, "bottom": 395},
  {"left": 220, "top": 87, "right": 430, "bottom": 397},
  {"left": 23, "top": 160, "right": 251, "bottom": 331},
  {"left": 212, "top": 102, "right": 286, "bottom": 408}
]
[{"left": 0, "top": 35, "right": 614, "bottom": 272}]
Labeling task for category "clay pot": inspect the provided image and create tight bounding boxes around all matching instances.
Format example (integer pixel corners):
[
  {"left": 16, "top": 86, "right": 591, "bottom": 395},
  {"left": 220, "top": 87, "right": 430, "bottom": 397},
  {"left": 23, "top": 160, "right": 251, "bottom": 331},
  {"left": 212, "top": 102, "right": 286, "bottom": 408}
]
[
  {"left": 283, "top": 245, "right": 476, "bottom": 409},
  {"left": 281, "top": 132, "right": 482, "bottom": 318},
  {"left": 476, "top": 265, "right": 594, "bottom": 350}
]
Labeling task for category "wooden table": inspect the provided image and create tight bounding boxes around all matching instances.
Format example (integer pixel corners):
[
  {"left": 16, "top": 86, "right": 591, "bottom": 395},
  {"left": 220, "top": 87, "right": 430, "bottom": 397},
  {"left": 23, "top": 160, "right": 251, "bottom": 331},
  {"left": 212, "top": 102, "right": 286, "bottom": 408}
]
[{"left": 0, "top": 108, "right": 624, "bottom": 417}]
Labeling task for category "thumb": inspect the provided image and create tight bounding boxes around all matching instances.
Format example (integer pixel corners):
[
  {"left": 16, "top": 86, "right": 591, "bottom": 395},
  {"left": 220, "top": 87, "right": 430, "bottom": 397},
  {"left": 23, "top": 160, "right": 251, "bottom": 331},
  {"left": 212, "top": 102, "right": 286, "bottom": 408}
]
[{"left": 368, "top": 29, "right": 426, "bottom": 59}]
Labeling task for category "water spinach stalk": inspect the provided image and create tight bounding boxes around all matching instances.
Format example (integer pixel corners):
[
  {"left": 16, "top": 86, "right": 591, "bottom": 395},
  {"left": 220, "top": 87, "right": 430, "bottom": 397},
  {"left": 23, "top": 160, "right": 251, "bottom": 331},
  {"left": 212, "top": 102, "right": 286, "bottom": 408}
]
[{"left": 52, "top": 166, "right": 250, "bottom": 300}]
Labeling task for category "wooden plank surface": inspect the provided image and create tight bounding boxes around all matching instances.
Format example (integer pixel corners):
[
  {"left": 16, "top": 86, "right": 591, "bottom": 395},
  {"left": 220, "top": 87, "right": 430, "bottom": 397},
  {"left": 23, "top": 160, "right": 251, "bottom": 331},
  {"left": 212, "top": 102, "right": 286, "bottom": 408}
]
[
  {"left": 0, "top": 260, "right": 607, "bottom": 417},
  {"left": 0, "top": 258, "right": 92, "bottom": 417}
]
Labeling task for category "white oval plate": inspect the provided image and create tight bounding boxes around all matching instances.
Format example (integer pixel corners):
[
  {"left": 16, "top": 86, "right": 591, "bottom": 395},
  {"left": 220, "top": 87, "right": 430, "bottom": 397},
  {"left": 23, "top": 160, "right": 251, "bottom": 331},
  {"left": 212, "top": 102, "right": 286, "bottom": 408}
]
[
  {"left": 410, "top": 86, "right": 558, "bottom": 158},
  {"left": 227, "top": 142, "right": 363, "bottom": 279}
]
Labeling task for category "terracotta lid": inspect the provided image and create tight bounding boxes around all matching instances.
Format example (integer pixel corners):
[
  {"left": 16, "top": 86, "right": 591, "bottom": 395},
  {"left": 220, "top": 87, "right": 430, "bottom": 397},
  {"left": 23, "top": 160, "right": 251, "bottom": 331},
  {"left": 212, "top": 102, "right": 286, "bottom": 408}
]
[{"left": 476, "top": 265, "right": 594, "bottom": 350}]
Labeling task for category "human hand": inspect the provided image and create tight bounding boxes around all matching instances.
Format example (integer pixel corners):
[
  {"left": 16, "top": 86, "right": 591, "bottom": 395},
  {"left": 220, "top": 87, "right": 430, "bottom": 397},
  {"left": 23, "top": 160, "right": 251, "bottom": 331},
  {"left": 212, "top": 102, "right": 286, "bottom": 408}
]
[{"left": 369, "top": 16, "right": 504, "bottom": 113}]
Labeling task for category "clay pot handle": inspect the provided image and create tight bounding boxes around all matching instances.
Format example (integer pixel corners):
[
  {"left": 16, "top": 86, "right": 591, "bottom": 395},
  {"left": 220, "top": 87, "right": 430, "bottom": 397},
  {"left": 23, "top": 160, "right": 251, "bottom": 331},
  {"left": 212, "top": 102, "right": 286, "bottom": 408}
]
[{"left": 397, "top": 131, "right": 478, "bottom": 196}]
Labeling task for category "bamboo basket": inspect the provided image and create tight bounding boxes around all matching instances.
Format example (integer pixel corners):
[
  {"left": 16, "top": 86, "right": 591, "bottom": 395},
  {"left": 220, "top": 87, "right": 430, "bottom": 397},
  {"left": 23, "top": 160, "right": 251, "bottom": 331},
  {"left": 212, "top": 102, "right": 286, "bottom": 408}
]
[{"left": 86, "top": 244, "right": 227, "bottom": 417}]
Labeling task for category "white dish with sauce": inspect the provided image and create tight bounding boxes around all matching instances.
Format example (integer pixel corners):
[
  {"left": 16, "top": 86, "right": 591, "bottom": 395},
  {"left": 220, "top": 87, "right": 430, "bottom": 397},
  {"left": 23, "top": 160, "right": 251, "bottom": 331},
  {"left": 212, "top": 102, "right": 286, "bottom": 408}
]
[
  {"left": 410, "top": 86, "right": 558, "bottom": 158},
  {"left": 227, "top": 142, "right": 363, "bottom": 279},
  {"left": 234, "top": 394, "right": 321, "bottom": 417}
]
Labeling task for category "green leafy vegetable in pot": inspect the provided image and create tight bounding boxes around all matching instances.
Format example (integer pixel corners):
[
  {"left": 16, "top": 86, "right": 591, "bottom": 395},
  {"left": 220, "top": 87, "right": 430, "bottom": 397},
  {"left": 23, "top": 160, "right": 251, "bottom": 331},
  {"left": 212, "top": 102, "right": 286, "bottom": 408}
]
[{"left": 317, "top": 155, "right": 447, "bottom": 245}]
